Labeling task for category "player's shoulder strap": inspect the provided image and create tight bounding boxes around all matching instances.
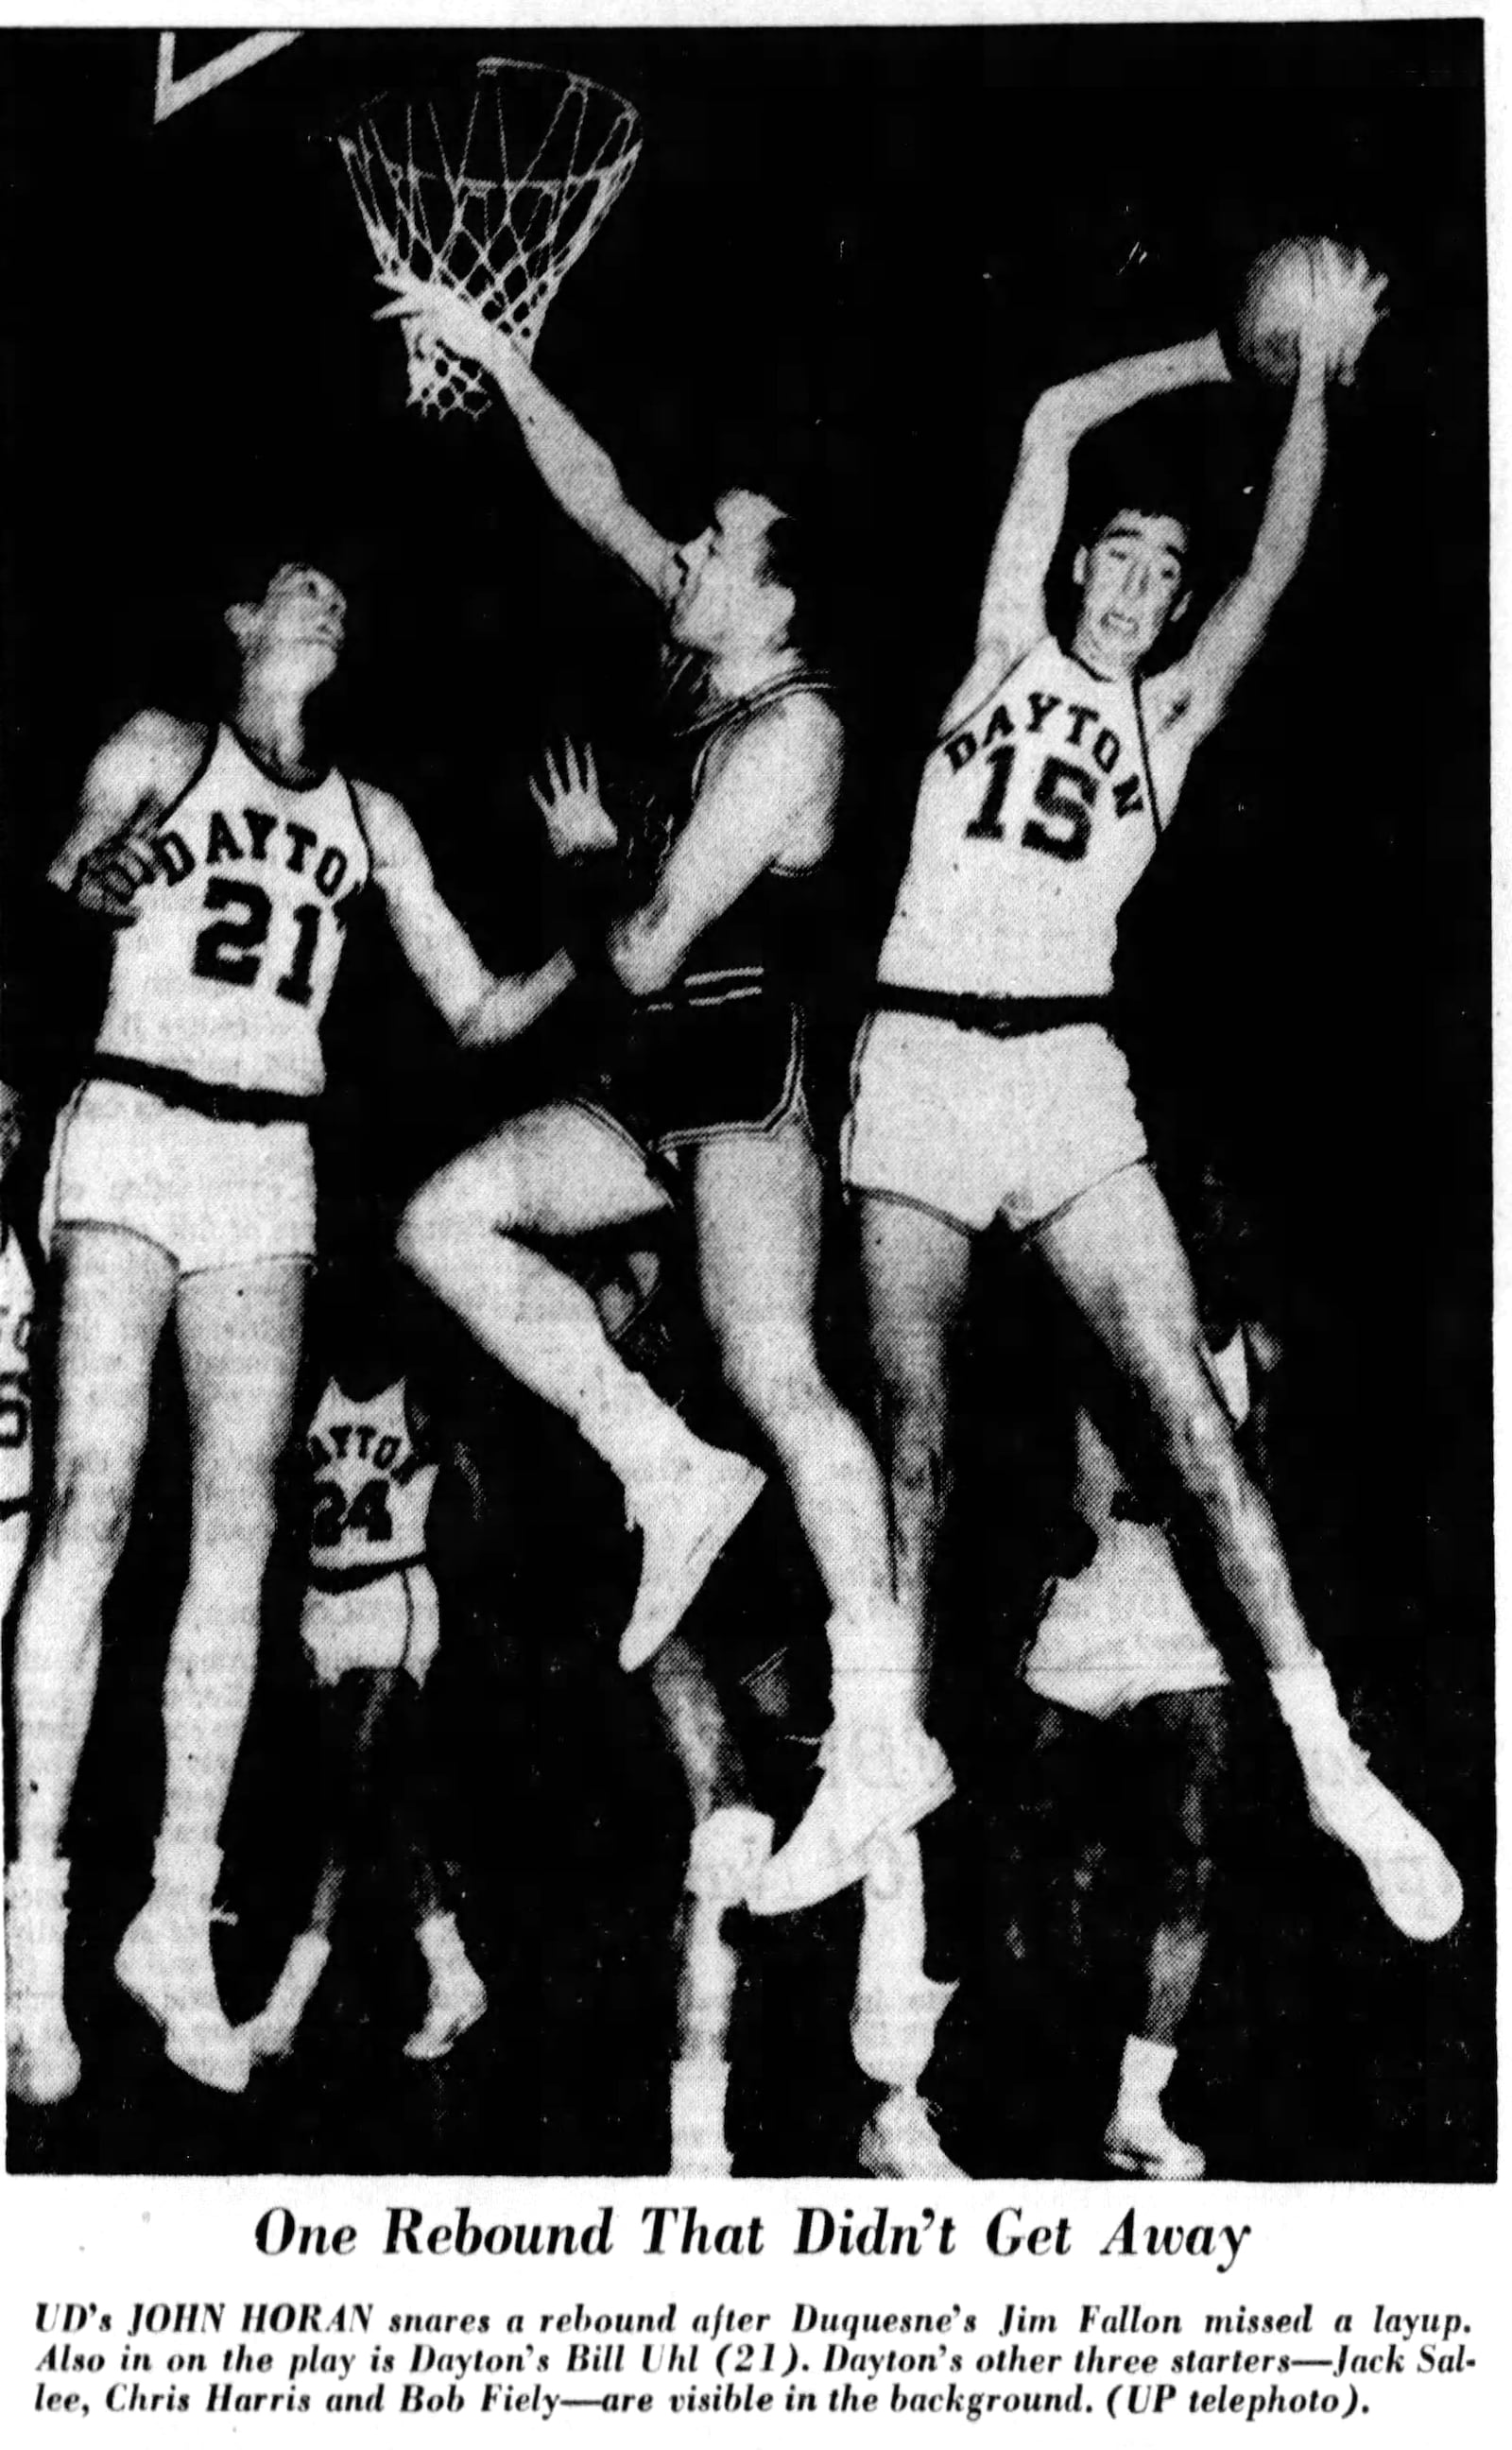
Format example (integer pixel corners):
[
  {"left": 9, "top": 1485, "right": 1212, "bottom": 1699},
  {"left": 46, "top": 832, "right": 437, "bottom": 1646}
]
[
  {"left": 683, "top": 668, "right": 837, "bottom": 808},
  {"left": 935, "top": 630, "right": 1051, "bottom": 747},
  {"left": 681, "top": 666, "right": 834, "bottom": 751}
]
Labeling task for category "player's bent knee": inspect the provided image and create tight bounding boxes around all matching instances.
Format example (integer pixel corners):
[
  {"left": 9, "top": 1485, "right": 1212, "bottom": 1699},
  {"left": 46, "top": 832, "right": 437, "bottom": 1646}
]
[
  {"left": 400, "top": 1162, "right": 507, "bottom": 1291},
  {"left": 1150, "top": 1375, "right": 1240, "bottom": 1506}
]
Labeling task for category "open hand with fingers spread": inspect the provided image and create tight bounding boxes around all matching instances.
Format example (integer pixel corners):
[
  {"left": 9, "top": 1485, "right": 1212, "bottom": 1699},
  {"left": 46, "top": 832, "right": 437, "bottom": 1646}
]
[
  {"left": 1299, "top": 242, "right": 1388, "bottom": 389},
  {"left": 529, "top": 740, "right": 619, "bottom": 861}
]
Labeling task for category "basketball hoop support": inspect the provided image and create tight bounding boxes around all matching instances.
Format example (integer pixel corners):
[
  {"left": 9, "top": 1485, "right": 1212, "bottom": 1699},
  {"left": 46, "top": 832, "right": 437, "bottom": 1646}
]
[{"left": 154, "top": 32, "right": 303, "bottom": 126}]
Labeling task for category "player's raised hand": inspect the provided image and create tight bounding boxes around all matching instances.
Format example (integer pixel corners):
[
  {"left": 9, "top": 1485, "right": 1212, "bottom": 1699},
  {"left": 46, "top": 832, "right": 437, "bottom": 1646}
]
[
  {"left": 73, "top": 802, "right": 163, "bottom": 924},
  {"left": 1306, "top": 242, "right": 1389, "bottom": 388},
  {"left": 529, "top": 740, "right": 619, "bottom": 860},
  {"left": 373, "top": 274, "right": 507, "bottom": 374}
]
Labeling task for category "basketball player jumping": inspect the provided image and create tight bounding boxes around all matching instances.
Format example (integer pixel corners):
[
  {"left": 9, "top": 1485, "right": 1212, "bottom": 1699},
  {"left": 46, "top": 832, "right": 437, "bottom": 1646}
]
[
  {"left": 7, "top": 561, "right": 576, "bottom": 2106},
  {"left": 387, "top": 283, "right": 950, "bottom": 1909},
  {"left": 847, "top": 244, "right": 1462, "bottom": 1944}
]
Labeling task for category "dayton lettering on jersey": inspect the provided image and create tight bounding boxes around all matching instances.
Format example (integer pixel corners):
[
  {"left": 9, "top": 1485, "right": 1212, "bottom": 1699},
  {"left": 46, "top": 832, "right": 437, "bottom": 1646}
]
[
  {"left": 306, "top": 1381, "right": 439, "bottom": 1568},
  {"left": 945, "top": 683, "right": 1147, "bottom": 858},
  {"left": 306, "top": 1418, "right": 426, "bottom": 1483},
  {"left": 153, "top": 802, "right": 361, "bottom": 912}
]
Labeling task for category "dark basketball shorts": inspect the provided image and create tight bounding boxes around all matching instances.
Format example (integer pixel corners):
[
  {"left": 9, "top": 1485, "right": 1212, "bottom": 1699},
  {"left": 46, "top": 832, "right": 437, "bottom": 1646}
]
[{"left": 570, "top": 981, "right": 808, "bottom": 1173}]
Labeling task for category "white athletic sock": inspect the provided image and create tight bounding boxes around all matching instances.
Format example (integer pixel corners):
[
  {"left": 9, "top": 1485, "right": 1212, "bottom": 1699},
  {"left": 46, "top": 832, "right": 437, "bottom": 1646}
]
[
  {"left": 1117, "top": 2033, "right": 1177, "bottom": 2114},
  {"left": 671, "top": 2057, "right": 731, "bottom": 2167},
  {"left": 416, "top": 1910, "right": 469, "bottom": 1975},
  {"left": 851, "top": 1834, "right": 954, "bottom": 2088},
  {"left": 12, "top": 1842, "right": 67, "bottom": 1883},
  {"left": 1268, "top": 1657, "right": 1350, "bottom": 1758},
  {"left": 147, "top": 1834, "right": 222, "bottom": 1910},
  {"left": 570, "top": 1352, "right": 697, "bottom": 1492},
  {"left": 829, "top": 1607, "right": 919, "bottom": 1720}
]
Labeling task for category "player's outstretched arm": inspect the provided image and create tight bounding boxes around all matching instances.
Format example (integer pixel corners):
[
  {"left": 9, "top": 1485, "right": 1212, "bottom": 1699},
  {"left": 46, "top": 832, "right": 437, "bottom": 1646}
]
[
  {"left": 968, "top": 334, "right": 1231, "bottom": 681},
  {"left": 357, "top": 781, "right": 575, "bottom": 1048},
  {"left": 1148, "top": 250, "right": 1386, "bottom": 773},
  {"left": 600, "top": 698, "right": 839, "bottom": 995},
  {"left": 379, "top": 279, "right": 674, "bottom": 595},
  {"left": 48, "top": 710, "right": 207, "bottom": 922}
]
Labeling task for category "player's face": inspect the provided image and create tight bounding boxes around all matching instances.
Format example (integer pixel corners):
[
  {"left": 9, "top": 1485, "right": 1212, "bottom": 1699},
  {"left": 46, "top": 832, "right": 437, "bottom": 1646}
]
[
  {"left": 667, "top": 492, "right": 786, "bottom": 654},
  {"left": 234, "top": 564, "right": 348, "bottom": 689},
  {"left": 1072, "top": 513, "right": 1189, "bottom": 677}
]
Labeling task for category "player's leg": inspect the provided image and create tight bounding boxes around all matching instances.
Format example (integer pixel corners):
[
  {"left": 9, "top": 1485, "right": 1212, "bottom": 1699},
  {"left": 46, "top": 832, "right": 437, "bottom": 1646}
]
[
  {"left": 689, "top": 1125, "right": 951, "bottom": 1918},
  {"left": 392, "top": 1578, "right": 486, "bottom": 2062},
  {"left": 114, "top": 1257, "right": 304, "bottom": 2090},
  {"left": 1036, "top": 1165, "right": 1460, "bottom": 1941},
  {"left": 400, "top": 1108, "right": 764, "bottom": 1665},
  {"left": 649, "top": 1634, "right": 774, "bottom": 2178},
  {"left": 1005, "top": 1698, "right": 1096, "bottom": 1971},
  {"left": 0, "top": 1510, "right": 29, "bottom": 1630},
  {"left": 1105, "top": 1689, "right": 1228, "bottom": 2180},
  {"left": 243, "top": 1661, "right": 382, "bottom": 2062},
  {"left": 858, "top": 1191, "right": 973, "bottom": 1647},
  {"left": 854, "top": 1830, "right": 962, "bottom": 2178},
  {"left": 7, "top": 1225, "right": 174, "bottom": 2104}
]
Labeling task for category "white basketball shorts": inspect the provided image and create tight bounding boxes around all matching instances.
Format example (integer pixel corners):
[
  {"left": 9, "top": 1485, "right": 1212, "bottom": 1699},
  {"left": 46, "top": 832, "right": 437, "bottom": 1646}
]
[
  {"left": 843, "top": 1009, "right": 1146, "bottom": 1234},
  {"left": 42, "top": 1080, "right": 317, "bottom": 1275},
  {"left": 1022, "top": 1528, "right": 1228, "bottom": 1719},
  {"left": 301, "top": 1563, "right": 441, "bottom": 1689}
]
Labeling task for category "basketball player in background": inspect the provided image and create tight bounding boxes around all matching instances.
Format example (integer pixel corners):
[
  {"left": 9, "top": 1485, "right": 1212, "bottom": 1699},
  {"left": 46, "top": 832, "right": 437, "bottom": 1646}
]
[
  {"left": 7, "top": 561, "right": 578, "bottom": 2106},
  {"left": 387, "top": 282, "right": 949, "bottom": 1911},
  {"left": 243, "top": 1263, "right": 487, "bottom": 2067},
  {"left": 1014, "top": 1170, "right": 1271, "bottom": 2177},
  {"left": 848, "top": 244, "right": 1462, "bottom": 1944},
  {"left": 651, "top": 1634, "right": 959, "bottom": 2179}
]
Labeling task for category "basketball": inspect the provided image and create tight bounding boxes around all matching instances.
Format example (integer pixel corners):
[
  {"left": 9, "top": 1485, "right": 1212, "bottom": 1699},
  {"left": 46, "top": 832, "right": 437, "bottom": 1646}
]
[{"left": 1233, "top": 238, "right": 1333, "bottom": 386}]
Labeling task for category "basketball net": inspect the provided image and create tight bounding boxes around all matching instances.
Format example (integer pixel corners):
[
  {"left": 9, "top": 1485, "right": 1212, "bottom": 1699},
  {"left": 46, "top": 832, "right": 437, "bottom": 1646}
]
[{"left": 339, "top": 59, "right": 642, "bottom": 419}]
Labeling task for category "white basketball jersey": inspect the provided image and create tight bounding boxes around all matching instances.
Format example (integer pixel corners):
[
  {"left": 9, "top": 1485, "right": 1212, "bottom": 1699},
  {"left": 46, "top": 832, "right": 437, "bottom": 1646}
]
[
  {"left": 96, "top": 727, "right": 370, "bottom": 1098},
  {"left": 306, "top": 1376, "right": 438, "bottom": 1575},
  {"left": 0, "top": 1224, "right": 34, "bottom": 1509},
  {"left": 880, "top": 635, "right": 1160, "bottom": 998}
]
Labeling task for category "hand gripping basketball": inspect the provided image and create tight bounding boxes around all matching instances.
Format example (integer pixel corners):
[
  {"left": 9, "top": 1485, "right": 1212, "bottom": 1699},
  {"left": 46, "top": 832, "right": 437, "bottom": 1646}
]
[
  {"left": 1234, "top": 238, "right": 1387, "bottom": 391},
  {"left": 1305, "top": 243, "right": 1388, "bottom": 388}
]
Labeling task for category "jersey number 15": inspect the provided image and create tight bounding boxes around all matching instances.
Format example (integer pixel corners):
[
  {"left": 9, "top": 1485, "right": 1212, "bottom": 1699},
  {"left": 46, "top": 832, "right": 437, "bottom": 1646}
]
[{"left": 964, "top": 749, "right": 1095, "bottom": 863}]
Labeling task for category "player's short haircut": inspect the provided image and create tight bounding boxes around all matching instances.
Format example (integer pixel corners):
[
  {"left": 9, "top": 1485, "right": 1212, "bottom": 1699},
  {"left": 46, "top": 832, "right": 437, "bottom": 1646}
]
[
  {"left": 217, "top": 546, "right": 347, "bottom": 614},
  {"left": 753, "top": 506, "right": 832, "bottom": 667},
  {"left": 1088, "top": 503, "right": 1193, "bottom": 563}
]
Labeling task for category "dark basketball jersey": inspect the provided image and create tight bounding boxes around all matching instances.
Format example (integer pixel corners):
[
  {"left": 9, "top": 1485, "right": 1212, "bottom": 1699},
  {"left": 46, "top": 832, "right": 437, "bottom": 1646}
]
[{"left": 655, "top": 673, "right": 834, "bottom": 1006}]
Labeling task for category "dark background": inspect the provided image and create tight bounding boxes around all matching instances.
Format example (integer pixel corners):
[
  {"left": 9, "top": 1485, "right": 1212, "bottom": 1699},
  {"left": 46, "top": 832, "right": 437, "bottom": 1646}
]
[{"left": 1, "top": 23, "right": 1491, "bottom": 2180}]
